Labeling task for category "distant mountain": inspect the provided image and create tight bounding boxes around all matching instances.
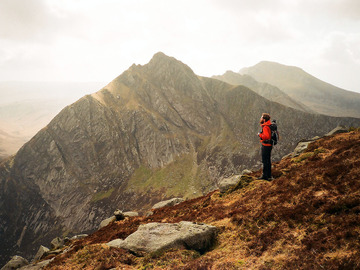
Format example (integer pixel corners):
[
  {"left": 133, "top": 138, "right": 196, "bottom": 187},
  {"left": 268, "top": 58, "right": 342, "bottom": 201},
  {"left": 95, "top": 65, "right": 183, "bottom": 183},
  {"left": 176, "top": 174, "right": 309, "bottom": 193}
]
[
  {"left": 1, "top": 53, "right": 359, "bottom": 265},
  {"left": 0, "top": 129, "right": 27, "bottom": 160},
  {"left": 240, "top": 61, "right": 360, "bottom": 118},
  {"left": 213, "top": 71, "right": 313, "bottom": 113},
  {"left": 0, "top": 82, "right": 105, "bottom": 159}
]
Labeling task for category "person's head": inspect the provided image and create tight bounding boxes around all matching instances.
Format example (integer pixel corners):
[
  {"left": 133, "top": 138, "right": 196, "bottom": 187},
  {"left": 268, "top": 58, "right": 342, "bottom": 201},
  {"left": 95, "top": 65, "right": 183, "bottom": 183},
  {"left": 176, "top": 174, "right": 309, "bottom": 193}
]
[{"left": 260, "top": 113, "right": 270, "bottom": 124}]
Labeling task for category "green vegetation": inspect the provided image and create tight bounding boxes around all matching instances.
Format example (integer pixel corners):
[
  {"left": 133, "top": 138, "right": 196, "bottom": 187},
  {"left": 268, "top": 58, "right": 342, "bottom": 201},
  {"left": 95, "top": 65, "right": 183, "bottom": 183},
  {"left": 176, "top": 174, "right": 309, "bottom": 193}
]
[
  {"left": 291, "top": 147, "right": 326, "bottom": 163},
  {"left": 126, "top": 154, "right": 212, "bottom": 199},
  {"left": 91, "top": 188, "right": 115, "bottom": 203}
]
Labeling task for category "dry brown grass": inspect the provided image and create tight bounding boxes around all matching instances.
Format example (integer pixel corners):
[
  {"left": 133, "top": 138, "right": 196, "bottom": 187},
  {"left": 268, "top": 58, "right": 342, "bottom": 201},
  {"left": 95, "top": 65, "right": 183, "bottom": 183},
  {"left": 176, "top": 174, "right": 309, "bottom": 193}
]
[{"left": 45, "top": 131, "right": 360, "bottom": 270}]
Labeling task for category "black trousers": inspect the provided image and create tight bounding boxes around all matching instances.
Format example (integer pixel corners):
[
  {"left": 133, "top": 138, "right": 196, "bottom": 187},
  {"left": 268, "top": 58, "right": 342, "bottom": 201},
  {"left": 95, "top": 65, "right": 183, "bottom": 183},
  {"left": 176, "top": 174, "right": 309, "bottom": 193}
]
[{"left": 261, "top": 145, "right": 272, "bottom": 179}]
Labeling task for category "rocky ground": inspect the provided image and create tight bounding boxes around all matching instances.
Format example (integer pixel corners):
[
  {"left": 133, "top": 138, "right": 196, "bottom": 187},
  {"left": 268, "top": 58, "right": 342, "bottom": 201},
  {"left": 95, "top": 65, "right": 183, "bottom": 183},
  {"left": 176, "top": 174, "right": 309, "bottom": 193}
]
[{"left": 8, "top": 129, "right": 358, "bottom": 270}]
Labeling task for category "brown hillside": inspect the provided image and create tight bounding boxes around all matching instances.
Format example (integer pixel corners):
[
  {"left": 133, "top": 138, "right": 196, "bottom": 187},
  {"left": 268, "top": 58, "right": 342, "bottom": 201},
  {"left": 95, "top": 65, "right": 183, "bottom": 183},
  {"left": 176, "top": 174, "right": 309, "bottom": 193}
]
[{"left": 43, "top": 130, "right": 360, "bottom": 270}]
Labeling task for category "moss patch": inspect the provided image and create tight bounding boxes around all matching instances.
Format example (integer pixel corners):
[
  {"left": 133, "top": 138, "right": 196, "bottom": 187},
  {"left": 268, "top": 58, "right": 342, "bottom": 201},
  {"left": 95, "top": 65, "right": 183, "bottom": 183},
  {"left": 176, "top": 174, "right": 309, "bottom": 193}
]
[
  {"left": 126, "top": 154, "right": 212, "bottom": 199},
  {"left": 91, "top": 188, "right": 115, "bottom": 203}
]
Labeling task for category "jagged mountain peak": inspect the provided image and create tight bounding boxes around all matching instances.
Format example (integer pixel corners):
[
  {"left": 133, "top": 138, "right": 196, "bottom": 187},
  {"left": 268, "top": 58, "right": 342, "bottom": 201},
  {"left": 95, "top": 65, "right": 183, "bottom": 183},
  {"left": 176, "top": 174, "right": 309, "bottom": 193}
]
[
  {"left": 144, "top": 52, "right": 197, "bottom": 79},
  {"left": 109, "top": 52, "right": 198, "bottom": 92}
]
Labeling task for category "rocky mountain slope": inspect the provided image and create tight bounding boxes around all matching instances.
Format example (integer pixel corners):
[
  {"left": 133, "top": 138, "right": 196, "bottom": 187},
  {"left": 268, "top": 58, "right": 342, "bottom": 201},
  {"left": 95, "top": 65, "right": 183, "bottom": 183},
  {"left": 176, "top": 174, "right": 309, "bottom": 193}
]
[
  {"left": 25, "top": 129, "right": 360, "bottom": 269},
  {"left": 240, "top": 61, "right": 360, "bottom": 118},
  {"left": 1, "top": 53, "right": 359, "bottom": 266},
  {"left": 212, "top": 70, "right": 312, "bottom": 113}
]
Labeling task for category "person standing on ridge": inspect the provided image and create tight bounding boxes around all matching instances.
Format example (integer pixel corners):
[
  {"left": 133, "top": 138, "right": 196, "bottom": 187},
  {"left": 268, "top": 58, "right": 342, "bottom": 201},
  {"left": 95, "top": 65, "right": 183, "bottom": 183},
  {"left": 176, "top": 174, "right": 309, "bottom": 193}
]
[{"left": 257, "top": 113, "right": 273, "bottom": 180}]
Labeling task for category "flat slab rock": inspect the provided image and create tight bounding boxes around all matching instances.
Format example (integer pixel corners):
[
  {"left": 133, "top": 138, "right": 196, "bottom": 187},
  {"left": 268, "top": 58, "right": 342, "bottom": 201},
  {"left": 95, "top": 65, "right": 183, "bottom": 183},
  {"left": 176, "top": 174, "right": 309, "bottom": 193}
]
[
  {"left": 107, "top": 221, "right": 217, "bottom": 255},
  {"left": 152, "top": 198, "right": 184, "bottom": 209}
]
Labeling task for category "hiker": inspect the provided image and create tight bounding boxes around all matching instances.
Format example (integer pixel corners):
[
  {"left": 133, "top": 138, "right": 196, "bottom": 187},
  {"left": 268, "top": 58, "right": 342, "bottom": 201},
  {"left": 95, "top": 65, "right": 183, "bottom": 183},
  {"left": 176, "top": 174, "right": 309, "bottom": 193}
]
[{"left": 257, "top": 113, "right": 273, "bottom": 180}]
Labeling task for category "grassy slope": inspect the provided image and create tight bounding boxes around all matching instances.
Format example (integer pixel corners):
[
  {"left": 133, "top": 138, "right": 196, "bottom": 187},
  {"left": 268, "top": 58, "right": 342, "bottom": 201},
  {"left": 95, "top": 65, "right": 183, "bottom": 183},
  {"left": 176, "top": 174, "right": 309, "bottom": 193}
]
[{"left": 44, "top": 130, "right": 360, "bottom": 270}]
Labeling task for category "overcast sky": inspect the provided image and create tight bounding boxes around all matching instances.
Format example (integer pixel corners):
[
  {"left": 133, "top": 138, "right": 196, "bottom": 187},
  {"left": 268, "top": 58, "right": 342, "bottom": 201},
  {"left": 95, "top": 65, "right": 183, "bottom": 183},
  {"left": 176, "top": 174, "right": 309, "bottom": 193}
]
[{"left": 1, "top": 0, "right": 360, "bottom": 92}]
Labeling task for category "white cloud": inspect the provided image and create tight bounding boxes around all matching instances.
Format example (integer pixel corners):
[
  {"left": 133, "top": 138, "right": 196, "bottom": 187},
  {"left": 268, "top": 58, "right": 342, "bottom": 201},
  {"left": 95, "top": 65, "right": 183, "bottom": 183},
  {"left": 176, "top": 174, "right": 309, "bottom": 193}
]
[{"left": 0, "top": 0, "right": 359, "bottom": 92}]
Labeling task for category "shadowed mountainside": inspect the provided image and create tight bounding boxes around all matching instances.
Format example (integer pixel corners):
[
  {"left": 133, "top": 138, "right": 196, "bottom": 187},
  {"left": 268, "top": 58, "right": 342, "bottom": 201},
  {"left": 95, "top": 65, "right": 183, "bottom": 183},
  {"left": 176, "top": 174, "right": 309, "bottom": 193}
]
[
  {"left": 240, "top": 61, "right": 360, "bottom": 118},
  {"left": 40, "top": 130, "right": 360, "bottom": 269},
  {"left": 1, "top": 53, "right": 359, "bottom": 266}
]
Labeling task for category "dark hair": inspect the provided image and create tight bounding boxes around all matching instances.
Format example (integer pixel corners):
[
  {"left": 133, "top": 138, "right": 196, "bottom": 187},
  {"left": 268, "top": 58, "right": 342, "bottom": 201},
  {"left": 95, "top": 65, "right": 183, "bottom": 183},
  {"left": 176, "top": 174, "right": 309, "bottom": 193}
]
[{"left": 262, "top": 113, "right": 270, "bottom": 121}]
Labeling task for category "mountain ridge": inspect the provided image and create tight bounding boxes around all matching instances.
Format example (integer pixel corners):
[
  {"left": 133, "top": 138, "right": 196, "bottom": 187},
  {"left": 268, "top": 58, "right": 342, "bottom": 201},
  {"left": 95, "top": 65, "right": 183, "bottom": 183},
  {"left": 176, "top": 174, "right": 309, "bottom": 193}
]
[
  {"left": 212, "top": 70, "right": 313, "bottom": 113},
  {"left": 240, "top": 61, "right": 360, "bottom": 118}
]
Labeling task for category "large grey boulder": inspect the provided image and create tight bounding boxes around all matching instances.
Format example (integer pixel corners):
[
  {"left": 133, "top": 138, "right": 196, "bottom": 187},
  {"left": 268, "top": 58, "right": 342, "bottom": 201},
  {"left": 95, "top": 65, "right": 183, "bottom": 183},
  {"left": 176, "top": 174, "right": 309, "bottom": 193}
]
[
  {"left": 218, "top": 175, "right": 241, "bottom": 193},
  {"left": 152, "top": 198, "right": 184, "bottom": 209},
  {"left": 1, "top": 256, "right": 29, "bottom": 270},
  {"left": 106, "top": 221, "right": 217, "bottom": 255}
]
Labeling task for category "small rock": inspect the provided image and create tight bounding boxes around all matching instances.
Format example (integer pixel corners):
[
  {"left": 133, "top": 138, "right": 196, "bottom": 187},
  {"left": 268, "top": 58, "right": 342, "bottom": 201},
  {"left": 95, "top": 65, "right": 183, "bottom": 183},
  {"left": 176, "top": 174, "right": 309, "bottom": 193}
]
[
  {"left": 219, "top": 175, "right": 241, "bottom": 193},
  {"left": 47, "top": 249, "right": 63, "bottom": 256},
  {"left": 152, "top": 198, "right": 184, "bottom": 209},
  {"left": 114, "top": 210, "right": 125, "bottom": 221},
  {"left": 50, "top": 237, "right": 64, "bottom": 250},
  {"left": 241, "top": 169, "right": 252, "bottom": 175},
  {"left": 1, "top": 255, "right": 29, "bottom": 270},
  {"left": 292, "top": 141, "right": 312, "bottom": 157},
  {"left": 99, "top": 216, "right": 116, "bottom": 229},
  {"left": 123, "top": 211, "right": 139, "bottom": 217},
  {"left": 32, "top": 245, "right": 50, "bottom": 262},
  {"left": 70, "top": 234, "right": 88, "bottom": 240}
]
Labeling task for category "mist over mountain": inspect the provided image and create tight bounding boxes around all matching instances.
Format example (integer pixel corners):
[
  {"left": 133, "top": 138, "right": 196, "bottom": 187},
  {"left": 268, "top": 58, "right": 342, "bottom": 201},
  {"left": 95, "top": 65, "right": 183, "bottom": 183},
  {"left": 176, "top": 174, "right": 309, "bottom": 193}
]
[
  {"left": 0, "top": 82, "right": 105, "bottom": 160},
  {"left": 240, "top": 61, "right": 360, "bottom": 118},
  {"left": 1, "top": 53, "right": 359, "bottom": 265},
  {"left": 212, "top": 71, "right": 313, "bottom": 113}
]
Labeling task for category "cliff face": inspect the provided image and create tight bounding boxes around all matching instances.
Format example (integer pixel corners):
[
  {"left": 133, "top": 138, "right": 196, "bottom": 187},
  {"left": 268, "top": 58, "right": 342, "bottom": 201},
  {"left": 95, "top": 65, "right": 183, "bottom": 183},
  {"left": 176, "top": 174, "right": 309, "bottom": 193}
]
[{"left": 0, "top": 52, "right": 359, "bottom": 265}]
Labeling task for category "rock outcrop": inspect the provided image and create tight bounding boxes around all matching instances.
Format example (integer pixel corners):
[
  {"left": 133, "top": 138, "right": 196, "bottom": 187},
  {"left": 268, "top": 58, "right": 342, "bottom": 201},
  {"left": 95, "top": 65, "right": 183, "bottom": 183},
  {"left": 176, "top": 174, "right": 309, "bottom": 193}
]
[
  {"left": 152, "top": 198, "right": 185, "bottom": 209},
  {"left": 107, "top": 221, "right": 217, "bottom": 255},
  {"left": 99, "top": 216, "right": 116, "bottom": 229},
  {"left": 218, "top": 175, "right": 241, "bottom": 193},
  {"left": 32, "top": 246, "right": 49, "bottom": 262},
  {"left": 1, "top": 256, "right": 28, "bottom": 270},
  {"left": 50, "top": 237, "right": 64, "bottom": 250}
]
